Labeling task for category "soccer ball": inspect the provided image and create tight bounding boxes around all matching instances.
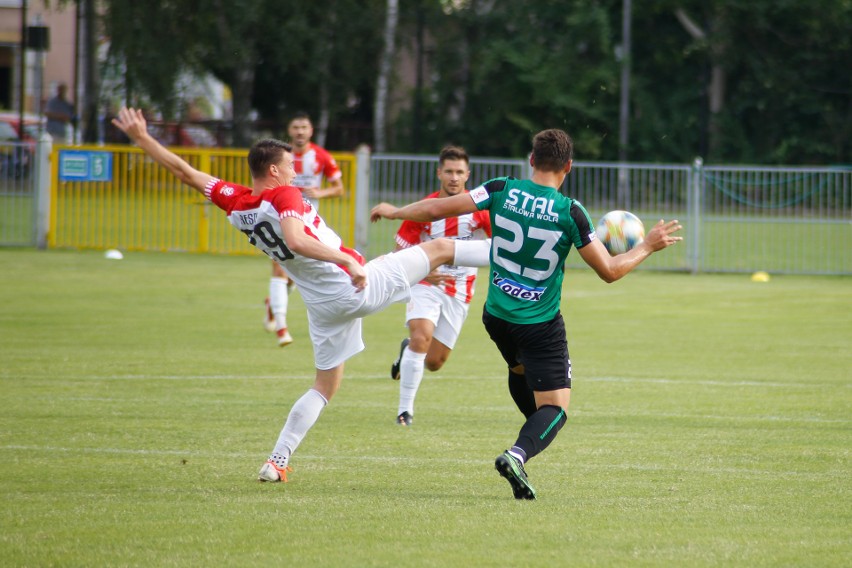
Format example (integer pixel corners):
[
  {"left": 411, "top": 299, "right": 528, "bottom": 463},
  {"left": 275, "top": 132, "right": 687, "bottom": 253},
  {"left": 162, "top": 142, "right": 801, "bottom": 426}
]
[{"left": 595, "top": 210, "right": 645, "bottom": 255}]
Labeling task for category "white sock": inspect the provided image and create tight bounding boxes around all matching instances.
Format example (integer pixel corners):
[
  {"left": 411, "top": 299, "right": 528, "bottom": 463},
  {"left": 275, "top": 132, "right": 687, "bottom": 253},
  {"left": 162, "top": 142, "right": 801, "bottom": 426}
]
[
  {"left": 453, "top": 239, "right": 491, "bottom": 267},
  {"left": 393, "top": 246, "right": 432, "bottom": 285},
  {"left": 508, "top": 448, "right": 526, "bottom": 464},
  {"left": 272, "top": 388, "right": 328, "bottom": 463},
  {"left": 398, "top": 348, "right": 426, "bottom": 415},
  {"left": 269, "top": 277, "right": 289, "bottom": 330}
]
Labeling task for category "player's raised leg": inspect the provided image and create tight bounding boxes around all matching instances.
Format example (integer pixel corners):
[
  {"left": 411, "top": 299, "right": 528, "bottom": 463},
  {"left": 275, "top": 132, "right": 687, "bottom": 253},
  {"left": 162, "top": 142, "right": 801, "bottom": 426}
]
[
  {"left": 413, "top": 238, "right": 490, "bottom": 279},
  {"left": 384, "top": 238, "right": 488, "bottom": 292}
]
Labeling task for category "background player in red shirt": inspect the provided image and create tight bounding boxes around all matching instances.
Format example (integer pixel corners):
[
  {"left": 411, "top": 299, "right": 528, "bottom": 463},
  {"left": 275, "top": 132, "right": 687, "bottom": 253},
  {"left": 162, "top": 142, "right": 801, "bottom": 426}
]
[
  {"left": 389, "top": 146, "right": 492, "bottom": 426},
  {"left": 111, "top": 107, "right": 491, "bottom": 485},
  {"left": 265, "top": 112, "right": 345, "bottom": 347}
]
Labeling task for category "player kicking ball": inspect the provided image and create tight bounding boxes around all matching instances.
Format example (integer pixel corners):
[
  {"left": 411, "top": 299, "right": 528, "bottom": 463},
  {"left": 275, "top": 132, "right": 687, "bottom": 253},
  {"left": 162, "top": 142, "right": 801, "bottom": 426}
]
[{"left": 111, "top": 107, "right": 491, "bottom": 484}]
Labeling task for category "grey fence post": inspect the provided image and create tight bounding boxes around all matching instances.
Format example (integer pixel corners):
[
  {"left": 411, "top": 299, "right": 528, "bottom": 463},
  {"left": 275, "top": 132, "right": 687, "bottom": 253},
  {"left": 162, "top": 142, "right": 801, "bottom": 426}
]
[
  {"left": 521, "top": 153, "right": 533, "bottom": 181},
  {"left": 617, "top": 167, "right": 630, "bottom": 210},
  {"left": 689, "top": 157, "right": 703, "bottom": 274},
  {"left": 354, "top": 144, "right": 372, "bottom": 254},
  {"left": 34, "top": 132, "right": 53, "bottom": 249}
]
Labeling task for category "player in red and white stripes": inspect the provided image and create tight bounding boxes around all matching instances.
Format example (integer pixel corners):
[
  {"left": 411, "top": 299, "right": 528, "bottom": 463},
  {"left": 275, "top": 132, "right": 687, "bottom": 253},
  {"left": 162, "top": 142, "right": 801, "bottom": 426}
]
[
  {"left": 111, "top": 108, "right": 491, "bottom": 484},
  {"left": 265, "top": 112, "right": 345, "bottom": 347},
  {"left": 389, "top": 146, "right": 492, "bottom": 426}
]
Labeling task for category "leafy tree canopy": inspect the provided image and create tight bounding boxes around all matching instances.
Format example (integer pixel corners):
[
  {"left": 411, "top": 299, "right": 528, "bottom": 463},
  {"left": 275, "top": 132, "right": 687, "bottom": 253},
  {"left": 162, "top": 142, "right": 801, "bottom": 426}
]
[{"left": 101, "top": 0, "right": 849, "bottom": 164}]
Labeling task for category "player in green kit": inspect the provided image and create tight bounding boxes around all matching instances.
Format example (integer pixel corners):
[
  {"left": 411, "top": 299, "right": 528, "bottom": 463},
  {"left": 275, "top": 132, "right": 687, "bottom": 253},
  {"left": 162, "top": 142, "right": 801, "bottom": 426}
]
[{"left": 371, "top": 129, "right": 683, "bottom": 499}]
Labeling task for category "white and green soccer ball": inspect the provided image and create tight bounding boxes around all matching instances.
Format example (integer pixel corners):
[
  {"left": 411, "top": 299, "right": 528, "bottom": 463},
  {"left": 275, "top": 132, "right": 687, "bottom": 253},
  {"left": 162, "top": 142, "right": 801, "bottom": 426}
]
[{"left": 595, "top": 210, "right": 645, "bottom": 256}]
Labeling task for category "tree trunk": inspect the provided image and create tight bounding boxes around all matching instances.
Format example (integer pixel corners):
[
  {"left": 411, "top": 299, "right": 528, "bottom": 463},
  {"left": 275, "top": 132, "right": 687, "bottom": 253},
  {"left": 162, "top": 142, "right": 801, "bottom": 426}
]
[
  {"left": 373, "top": 0, "right": 398, "bottom": 152},
  {"left": 447, "top": 35, "right": 469, "bottom": 125},
  {"left": 706, "top": 63, "right": 726, "bottom": 157},
  {"left": 412, "top": 5, "right": 424, "bottom": 153},
  {"left": 231, "top": 64, "right": 255, "bottom": 147},
  {"left": 212, "top": 2, "right": 255, "bottom": 147},
  {"left": 82, "top": 0, "right": 99, "bottom": 143},
  {"left": 316, "top": 81, "right": 329, "bottom": 148},
  {"left": 618, "top": 0, "right": 632, "bottom": 163},
  {"left": 315, "top": 10, "right": 335, "bottom": 148},
  {"left": 675, "top": 7, "right": 726, "bottom": 159}
]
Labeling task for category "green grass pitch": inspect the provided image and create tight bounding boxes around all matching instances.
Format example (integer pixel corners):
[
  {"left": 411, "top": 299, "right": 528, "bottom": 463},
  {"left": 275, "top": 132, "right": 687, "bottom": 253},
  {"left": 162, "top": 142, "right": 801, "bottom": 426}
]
[{"left": 1, "top": 248, "right": 849, "bottom": 566}]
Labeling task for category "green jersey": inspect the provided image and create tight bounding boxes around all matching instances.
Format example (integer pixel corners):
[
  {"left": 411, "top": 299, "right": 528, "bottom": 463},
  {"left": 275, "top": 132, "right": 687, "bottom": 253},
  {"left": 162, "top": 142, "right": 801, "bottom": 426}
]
[{"left": 469, "top": 177, "right": 596, "bottom": 324}]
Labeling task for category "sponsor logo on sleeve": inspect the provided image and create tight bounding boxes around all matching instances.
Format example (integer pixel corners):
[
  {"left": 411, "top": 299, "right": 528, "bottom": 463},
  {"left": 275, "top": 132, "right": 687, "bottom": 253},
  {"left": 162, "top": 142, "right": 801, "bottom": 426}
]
[
  {"left": 221, "top": 186, "right": 234, "bottom": 196},
  {"left": 470, "top": 186, "right": 489, "bottom": 203}
]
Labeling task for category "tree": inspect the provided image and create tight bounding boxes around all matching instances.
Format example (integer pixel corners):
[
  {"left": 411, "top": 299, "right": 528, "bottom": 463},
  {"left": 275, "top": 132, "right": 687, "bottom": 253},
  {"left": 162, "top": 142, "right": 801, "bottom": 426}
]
[
  {"left": 673, "top": 6, "right": 728, "bottom": 158},
  {"left": 192, "top": 0, "right": 264, "bottom": 146},
  {"left": 374, "top": 0, "right": 399, "bottom": 152},
  {"left": 97, "top": 0, "right": 848, "bottom": 162},
  {"left": 104, "top": 0, "right": 384, "bottom": 148},
  {"left": 394, "top": 0, "right": 620, "bottom": 158},
  {"left": 249, "top": 0, "right": 384, "bottom": 146},
  {"left": 103, "top": 0, "right": 198, "bottom": 117},
  {"left": 717, "top": 0, "right": 851, "bottom": 163},
  {"left": 629, "top": 0, "right": 851, "bottom": 164}
]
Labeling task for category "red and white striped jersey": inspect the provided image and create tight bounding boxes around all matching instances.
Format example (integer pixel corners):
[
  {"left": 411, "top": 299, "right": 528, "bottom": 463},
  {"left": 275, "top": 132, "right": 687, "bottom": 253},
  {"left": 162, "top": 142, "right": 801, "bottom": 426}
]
[
  {"left": 395, "top": 190, "right": 492, "bottom": 304},
  {"left": 204, "top": 178, "right": 364, "bottom": 303},
  {"left": 292, "top": 143, "right": 342, "bottom": 208}
]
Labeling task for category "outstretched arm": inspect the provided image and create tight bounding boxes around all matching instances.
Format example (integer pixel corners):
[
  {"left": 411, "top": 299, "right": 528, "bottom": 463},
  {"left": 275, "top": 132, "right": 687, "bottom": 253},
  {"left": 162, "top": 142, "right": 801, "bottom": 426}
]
[
  {"left": 111, "top": 107, "right": 215, "bottom": 193},
  {"left": 371, "top": 192, "right": 477, "bottom": 223},
  {"left": 579, "top": 219, "right": 683, "bottom": 283}
]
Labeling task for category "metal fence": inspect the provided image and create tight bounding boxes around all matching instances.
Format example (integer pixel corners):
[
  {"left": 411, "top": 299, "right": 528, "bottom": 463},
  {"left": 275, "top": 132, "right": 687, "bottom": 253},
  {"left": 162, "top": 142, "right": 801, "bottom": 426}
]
[
  {"left": 697, "top": 164, "right": 850, "bottom": 274},
  {"left": 368, "top": 155, "right": 851, "bottom": 275},
  {"left": 366, "top": 154, "right": 530, "bottom": 256},
  {"left": 561, "top": 162, "right": 693, "bottom": 272},
  {"left": 43, "top": 145, "right": 356, "bottom": 255},
  {"left": 3, "top": 139, "right": 848, "bottom": 275},
  {"left": 0, "top": 142, "right": 40, "bottom": 246}
]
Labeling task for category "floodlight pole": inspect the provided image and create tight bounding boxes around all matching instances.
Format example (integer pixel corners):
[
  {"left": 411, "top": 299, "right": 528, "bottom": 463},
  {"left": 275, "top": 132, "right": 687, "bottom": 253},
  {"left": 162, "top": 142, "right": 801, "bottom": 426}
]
[
  {"left": 618, "top": 0, "right": 632, "bottom": 163},
  {"left": 18, "top": 0, "right": 27, "bottom": 140},
  {"left": 616, "top": 0, "right": 632, "bottom": 209}
]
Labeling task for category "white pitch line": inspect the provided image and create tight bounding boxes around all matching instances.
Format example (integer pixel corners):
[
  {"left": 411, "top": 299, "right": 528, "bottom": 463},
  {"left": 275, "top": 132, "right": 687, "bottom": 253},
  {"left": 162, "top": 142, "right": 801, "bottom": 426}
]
[
  {"left": 568, "top": 409, "right": 851, "bottom": 425},
  {"left": 3, "top": 393, "right": 845, "bottom": 424},
  {"left": 3, "top": 374, "right": 839, "bottom": 389},
  {"left": 0, "top": 445, "right": 242, "bottom": 457},
  {"left": 0, "top": 445, "right": 482, "bottom": 465},
  {"left": 0, "top": 445, "right": 839, "bottom": 480},
  {"left": 586, "top": 376, "right": 847, "bottom": 388}
]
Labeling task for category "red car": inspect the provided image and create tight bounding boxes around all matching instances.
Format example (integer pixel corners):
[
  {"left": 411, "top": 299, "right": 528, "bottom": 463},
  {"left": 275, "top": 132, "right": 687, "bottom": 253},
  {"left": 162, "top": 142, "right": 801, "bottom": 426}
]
[
  {"left": 0, "top": 112, "right": 41, "bottom": 178},
  {"left": 147, "top": 121, "right": 218, "bottom": 147}
]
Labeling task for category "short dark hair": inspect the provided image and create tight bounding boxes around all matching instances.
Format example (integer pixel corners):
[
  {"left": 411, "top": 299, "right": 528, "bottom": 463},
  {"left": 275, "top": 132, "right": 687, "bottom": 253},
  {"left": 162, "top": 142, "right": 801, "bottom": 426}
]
[
  {"left": 247, "top": 139, "right": 292, "bottom": 179},
  {"left": 438, "top": 145, "right": 469, "bottom": 166},
  {"left": 288, "top": 111, "right": 311, "bottom": 126},
  {"left": 531, "top": 129, "right": 573, "bottom": 172}
]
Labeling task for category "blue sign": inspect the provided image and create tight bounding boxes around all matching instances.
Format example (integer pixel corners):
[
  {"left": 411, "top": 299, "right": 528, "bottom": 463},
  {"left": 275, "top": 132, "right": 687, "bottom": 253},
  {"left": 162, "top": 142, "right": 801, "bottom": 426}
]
[{"left": 59, "top": 150, "right": 113, "bottom": 182}]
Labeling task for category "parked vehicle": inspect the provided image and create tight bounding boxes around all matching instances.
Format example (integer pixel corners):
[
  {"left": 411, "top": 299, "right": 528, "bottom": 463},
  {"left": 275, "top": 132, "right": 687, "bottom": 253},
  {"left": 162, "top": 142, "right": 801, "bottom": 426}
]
[
  {"left": 147, "top": 121, "right": 218, "bottom": 147},
  {"left": 0, "top": 113, "right": 41, "bottom": 178},
  {"left": 0, "top": 112, "right": 44, "bottom": 141}
]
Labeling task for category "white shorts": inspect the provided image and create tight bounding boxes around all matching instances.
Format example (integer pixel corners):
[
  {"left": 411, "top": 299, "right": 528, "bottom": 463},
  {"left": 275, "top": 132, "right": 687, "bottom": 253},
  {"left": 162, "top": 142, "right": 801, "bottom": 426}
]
[
  {"left": 306, "top": 247, "right": 431, "bottom": 370},
  {"left": 405, "top": 284, "right": 471, "bottom": 349}
]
